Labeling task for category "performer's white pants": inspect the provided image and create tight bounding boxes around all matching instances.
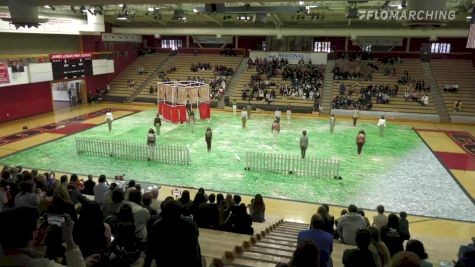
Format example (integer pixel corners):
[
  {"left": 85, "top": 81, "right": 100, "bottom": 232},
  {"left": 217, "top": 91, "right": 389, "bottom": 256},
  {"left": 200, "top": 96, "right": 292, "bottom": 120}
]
[
  {"left": 232, "top": 105, "right": 237, "bottom": 115},
  {"left": 287, "top": 110, "right": 291, "bottom": 120},
  {"left": 273, "top": 130, "right": 279, "bottom": 144}
]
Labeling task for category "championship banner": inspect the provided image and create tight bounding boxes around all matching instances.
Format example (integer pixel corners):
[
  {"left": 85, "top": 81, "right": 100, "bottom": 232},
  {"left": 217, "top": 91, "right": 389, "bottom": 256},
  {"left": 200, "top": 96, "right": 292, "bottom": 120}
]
[{"left": 0, "top": 61, "right": 9, "bottom": 84}]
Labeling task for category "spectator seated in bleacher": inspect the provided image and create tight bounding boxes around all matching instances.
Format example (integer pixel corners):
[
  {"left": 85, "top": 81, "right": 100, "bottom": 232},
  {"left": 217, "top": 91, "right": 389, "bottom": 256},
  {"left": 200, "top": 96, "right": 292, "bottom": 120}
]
[
  {"left": 297, "top": 213, "right": 333, "bottom": 267},
  {"left": 249, "top": 194, "right": 265, "bottom": 222},
  {"left": 454, "top": 100, "right": 462, "bottom": 112},
  {"left": 405, "top": 240, "right": 433, "bottom": 267},
  {"left": 220, "top": 48, "right": 237, "bottom": 56},
  {"left": 190, "top": 62, "right": 211, "bottom": 72},
  {"left": 337, "top": 204, "right": 367, "bottom": 246},
  {"left": 456, "top": 237, "right": 475, "bottom": 267},
  {"left": 342, "top": 228, "right": 379, "bottom": 267},
  {"left": 215, "top": 65, "right": 234, "bottom": 77},
  {"left": 138, "top": 67, "right": 145, "bottom": 75},
  {"left": 444, "top": 84, "right": 459, "bottom": 93},
  {"left": 418, "top": 94, "right": 430, "bottom": 106},
  {"left": 380, "top": 213, "right": 406, "bottom": 256}
]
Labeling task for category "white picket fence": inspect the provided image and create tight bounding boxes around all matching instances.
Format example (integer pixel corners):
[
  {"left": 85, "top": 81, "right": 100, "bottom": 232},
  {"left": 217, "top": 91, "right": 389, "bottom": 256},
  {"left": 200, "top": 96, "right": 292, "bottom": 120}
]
[
  {"left": 245, "top": 152, "right": 340, "bottom": 179},
  {"left": 75, "top": 137, "right": 191, "bottom": 165}
]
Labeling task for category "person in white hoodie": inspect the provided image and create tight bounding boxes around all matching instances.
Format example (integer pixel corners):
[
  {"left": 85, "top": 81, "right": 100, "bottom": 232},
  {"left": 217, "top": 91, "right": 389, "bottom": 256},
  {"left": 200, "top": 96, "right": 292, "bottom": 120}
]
[
  {"left": 337, "top": 204, "right": 367, "bottom": 246},
  {"left": 105, "top": 109, "right": 113, "bottom": 132},
  {"left": 377, "top": 115, "right": 387, "bottom": 137}
]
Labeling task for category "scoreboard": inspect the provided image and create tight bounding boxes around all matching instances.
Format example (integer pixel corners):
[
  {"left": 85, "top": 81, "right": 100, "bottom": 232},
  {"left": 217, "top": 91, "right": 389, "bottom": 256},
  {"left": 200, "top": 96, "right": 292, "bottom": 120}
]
[{"left": 50, "top": 53, "right": 93, "bottom": 80}]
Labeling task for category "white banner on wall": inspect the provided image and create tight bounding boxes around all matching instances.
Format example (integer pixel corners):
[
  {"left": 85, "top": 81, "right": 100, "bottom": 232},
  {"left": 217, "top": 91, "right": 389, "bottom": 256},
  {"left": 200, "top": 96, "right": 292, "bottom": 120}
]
[
  {"left": 192, "top": 36, "right": 233, "bottom": 44},
  {"left": 249, "top": 51, "right": 328, "bottom": 65},
  {"left": 102, "top": 33, "right": 142, "bottom": 43}
]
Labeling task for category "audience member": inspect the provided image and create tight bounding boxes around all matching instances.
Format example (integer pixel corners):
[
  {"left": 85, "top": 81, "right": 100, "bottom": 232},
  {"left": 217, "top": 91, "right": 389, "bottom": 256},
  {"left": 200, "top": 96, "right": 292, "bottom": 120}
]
[
  {"left": 290, "top": 241, "right": 321, "bottom": 267},
  {"left": 249, "top": 193, "right": 266, "bottom": 222},
  {"left": 405, "top": 240, "right": 433, "bottom": 267},
  {"left": 73, "top": 202, "right": 111, "bottom": 261},
  {"left": 94, "top": 175, "right": 109, "bottom": 206},
  {"left": 126, "top": 189, "right": 150, "bottom": 243},
  {"left": 342, "top": 229, "right": 378, "bottom": 267},
  {"left": 373, "top": 205, "right": 388, "bottom": 229},
  {"left": 179, "top": 190, "right": 193, "bottom": 216},
  {"left": 144, "top": 199, "right": 202, "bottom": 267},
  {"left": 103, "top": 188, "right": 125, "bottom": 218},
  {"left": 142, "top": 192, "right": 158, "bottom": 216},
  {"left": 317, "top": 205, "right": 335, "bottom": 236},
  {"left": 368, "top": 226, "right": 391, "bottom": 267},
  {"left": 391, "top": 251, "right": 421, "bottom": 267},
  {"left": 337, "top": 204, "right": 367, "bottom": 245},
  {"left": 298, "top": 213, "right": 333, "bottom": 267},
  {"left": 82, "top": 174, "right": 95, "bottom": 195},
  {"left": 380, "top": 214, "right": 404, "bottom": 256},
  {"left": 14, "top": 180, "right": 39, "bottom": 208},
  {"left": 399, "top": 211, "right": 410, "bottom": 240},
  {"left": 0, "top": 207, "right": 92, "bottom": 267}
]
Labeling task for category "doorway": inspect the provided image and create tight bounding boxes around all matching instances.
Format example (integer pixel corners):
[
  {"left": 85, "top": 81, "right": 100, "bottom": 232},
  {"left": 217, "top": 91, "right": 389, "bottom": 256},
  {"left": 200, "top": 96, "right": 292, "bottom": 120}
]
[{"left": 51, "top": 79, "right": 85, "bottom": 110}]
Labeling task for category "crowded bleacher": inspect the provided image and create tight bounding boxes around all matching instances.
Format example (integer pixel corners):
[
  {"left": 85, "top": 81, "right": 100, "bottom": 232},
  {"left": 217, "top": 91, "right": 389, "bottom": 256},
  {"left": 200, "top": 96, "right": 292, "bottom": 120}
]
[{"left": 1, "top": 166, "right": 473, "bottom": 267}]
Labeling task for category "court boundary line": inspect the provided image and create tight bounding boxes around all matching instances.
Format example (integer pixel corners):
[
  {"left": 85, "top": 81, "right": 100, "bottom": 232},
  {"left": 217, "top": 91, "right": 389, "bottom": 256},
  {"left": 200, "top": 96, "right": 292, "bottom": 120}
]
[
  {"left": 414, "top": 128, "right": 475, "bottom": 205},
  {"left": 0, "top": 109, "right": 141, "bottom": 160}
]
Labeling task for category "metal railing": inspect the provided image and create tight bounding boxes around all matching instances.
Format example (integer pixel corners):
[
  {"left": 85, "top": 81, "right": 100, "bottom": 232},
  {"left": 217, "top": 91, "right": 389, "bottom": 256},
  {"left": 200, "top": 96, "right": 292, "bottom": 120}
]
[
  {"left": 245, "top": 152, "right": 340, "bottom": 179},
  {"left": 75, "top": 137, "right": 191, "bottom": 165}
]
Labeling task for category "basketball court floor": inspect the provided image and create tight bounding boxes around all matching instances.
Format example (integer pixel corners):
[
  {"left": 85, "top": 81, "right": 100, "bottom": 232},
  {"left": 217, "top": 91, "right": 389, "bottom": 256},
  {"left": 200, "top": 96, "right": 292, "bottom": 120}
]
[{"left": 1, "top": 102, "right": 474, "bottom": 264}]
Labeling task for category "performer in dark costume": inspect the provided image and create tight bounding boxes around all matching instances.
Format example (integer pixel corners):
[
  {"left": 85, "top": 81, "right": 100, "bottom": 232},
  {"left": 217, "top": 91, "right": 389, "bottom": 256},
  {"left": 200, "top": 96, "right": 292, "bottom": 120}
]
[
  {"left": 154, "top": 113, "right": 162, "bottom": 135},
  {"left": 205, "top": 127, "right": 212, "bottom": 152},
  {"left": 300, "top": 131, "right": 308, "bottom": 159},
  {"left": 147, "top": 128, "right": 156, "bottom": 146},
  {"left": 186, "top": 97, "right": 192, "bottom": 116},
  {"left": 356, "top": 129, "right": 366, "bottom": 159}
]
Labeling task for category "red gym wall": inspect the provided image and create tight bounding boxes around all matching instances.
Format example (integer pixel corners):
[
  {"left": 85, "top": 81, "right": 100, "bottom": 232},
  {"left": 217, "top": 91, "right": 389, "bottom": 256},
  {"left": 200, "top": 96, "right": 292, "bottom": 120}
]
[
  {"left": 0, "top": 81, "right": 53, "bottom": 123},
  {"left": 81, "top": 34, "right": 139, "bottom": 96}
]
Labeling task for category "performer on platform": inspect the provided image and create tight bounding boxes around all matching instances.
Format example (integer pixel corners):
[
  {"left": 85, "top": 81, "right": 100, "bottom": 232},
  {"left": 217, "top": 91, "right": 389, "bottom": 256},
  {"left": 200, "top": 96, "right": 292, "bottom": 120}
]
[
  {"left": 356, "top": 129, "right": 366, "bottom": 159},
  {"left": 329, "top": 114, "right": 336, "bottom": 134},
  {"left": 105, "top": 109, "right": 113, "bottom": 132},
  {"left": 286, "top": 104, "right": 292, "bottom": 121},
  {"left": 154, "top": 113, "right": 162, "bottom": 135},
  {"left": 241, "top": 108, "right": 248, "bottom": 128},
  {"left": 377, "top": 115, "right": 386, "bottom": 137},
  {"left": 232, "top": 99, "right": 237, "bottom": 116},
  {"left": 186, "top": 96, "right": 192, "bottom": 116},
  {"left": 271, "top": 119, "right": 281, "bottom": 145},
  {"left": 300, "top": 131, "right": 308, "bottom": 159},
  {"left": 147, "top": 128, "right": 156, "bottom": 146},
  {"left": 352, "top": 107, "right": 360, "bottom": 127},
  {"left": 205, "top": 127, "right": 212, "bottom": 152}
]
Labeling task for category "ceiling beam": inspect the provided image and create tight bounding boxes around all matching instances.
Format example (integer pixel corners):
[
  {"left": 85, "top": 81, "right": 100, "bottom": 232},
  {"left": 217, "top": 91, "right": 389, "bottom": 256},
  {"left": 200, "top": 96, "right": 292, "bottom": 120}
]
[
  {"left": 113, "top": 26, "right": 470, "bottom": 38},
  {"left": 201, "top": 14, "right": 223, "bottom": 26}
]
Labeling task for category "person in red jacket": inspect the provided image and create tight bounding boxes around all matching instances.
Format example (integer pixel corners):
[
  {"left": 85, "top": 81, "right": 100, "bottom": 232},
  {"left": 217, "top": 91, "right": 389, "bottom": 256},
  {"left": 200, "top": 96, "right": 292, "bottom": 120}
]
[{"left": 356, "top": 129, "right": 366, "bottom": 159}]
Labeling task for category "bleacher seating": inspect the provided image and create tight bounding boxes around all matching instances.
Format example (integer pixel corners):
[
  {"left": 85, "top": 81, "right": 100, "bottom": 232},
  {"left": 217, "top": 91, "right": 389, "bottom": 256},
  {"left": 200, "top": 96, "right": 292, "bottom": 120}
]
[
  {"left": 135, "top": 54, "right": 242, "bottom": 102},
  {"left": 331, "top": 59, "right": 437, "bottom": 114},
  {"left": 230, "top": 66, "right": 323, "bottom": 111},
  {"left": 431, "top": 59, "right": 475, "bottom": 116},
  {"left": 107, "top": 53, "right": 169, "bottom": 98}
]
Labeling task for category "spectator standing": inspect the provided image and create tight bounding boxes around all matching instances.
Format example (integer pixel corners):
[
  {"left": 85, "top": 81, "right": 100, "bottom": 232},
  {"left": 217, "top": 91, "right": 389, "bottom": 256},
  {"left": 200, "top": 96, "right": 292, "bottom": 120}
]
[
  {"left": 93, "top": 175, "right": 109, "bottom": 206},
  {"left": 82, "top": 174, "right": 95, "bottom": 195},
  {"left": 399, "top": 211, "right": 410, "bottom": 240},
  {"left": 373, "top": 205, "right": 388, "bottom": 229}
]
